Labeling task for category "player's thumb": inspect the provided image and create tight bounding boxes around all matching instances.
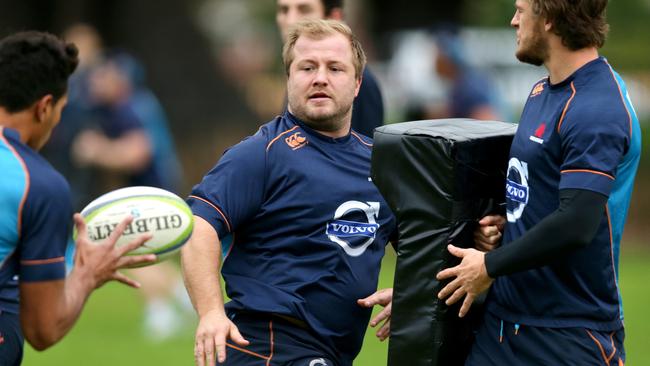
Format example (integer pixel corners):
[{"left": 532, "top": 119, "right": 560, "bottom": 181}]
[
  {"left": 478, "top": 215, "right": 499, "bottom": 226},
  {"left": 230, "top": 325, "right": 249, "bottom": 346},
  {"left": 480, "top": 215, "right": 506, "bottom": 231}
]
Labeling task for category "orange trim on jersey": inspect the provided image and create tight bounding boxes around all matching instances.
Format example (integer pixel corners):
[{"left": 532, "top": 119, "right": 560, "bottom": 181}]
[
  {"left": 556, "top": 82, "right": 577, "bottom": 134},
  {"left": 266, "top": 320, "right": 274, "bottom": 366},
  {"left": 20, "top": 257, "right": 65, "bottom": 266},
  {"left": 608, "top": 332, "right": 618, "bottom": 361},
  {"left": 351, "top": 131, "right": 373, "bottom": 147},
  {"left": 0, "top": 127, "right": 30, "bottom": 239},
  {"left": 188, "top": 195, "right": 232, "bottom": 232},
  {"left": 561, "top": 169, "right": 614, "bottom": 180},
  {"left": 605, "top": 205, "right": 622, "bottom": 319},
  {"left": 586, "top": 330, "right": 616, "bottom": 364},
  {"left": 226, "top": 343, "right": 270, "bottom": 360},
  {"left": 266, "top": 126, "right": 299, "bottom": 151},
  {"left": 605, "top": 61, "right": 634, "bottom": 137}
]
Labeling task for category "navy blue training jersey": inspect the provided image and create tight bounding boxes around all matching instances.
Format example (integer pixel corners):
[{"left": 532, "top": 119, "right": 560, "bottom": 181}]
[
  {"left": 0, "top": 127, "right": 72, "bottom": 314},
  {"left": 489, "top": 57, "right": 642, "bottom": 331},
  {"left": 189, "top": 112, "right": 396, "bottom": 363}
]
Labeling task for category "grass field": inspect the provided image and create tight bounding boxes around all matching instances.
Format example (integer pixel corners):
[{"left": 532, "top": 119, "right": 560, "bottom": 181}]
[{"left": 23, "top": 246, "right": 650, "bottom": 365}]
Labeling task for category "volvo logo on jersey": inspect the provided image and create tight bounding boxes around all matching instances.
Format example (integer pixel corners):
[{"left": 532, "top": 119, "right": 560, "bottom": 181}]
[
  {"left": 326, "top": 201, "right": 380, "bottom": 257},
  {"left": 506, "top": 157, "right": 530, "bottom": 223}
]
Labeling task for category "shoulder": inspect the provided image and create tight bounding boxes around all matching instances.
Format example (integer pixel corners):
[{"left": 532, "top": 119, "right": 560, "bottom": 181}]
[
  {"left": 350, "top": 131, "right": 374, "bottom": 152},
  {"left": 562, "top": 70, "right": 631, "bottom": 139},
  {"left": 258, "top": 115, "right": 306, "bottom": 154},
  {"left": 22, "top": 152, "right": 71, "bottom": 214}
]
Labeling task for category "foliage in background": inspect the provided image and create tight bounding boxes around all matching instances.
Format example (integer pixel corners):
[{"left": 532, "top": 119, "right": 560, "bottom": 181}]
[{"left": 463, "top": 0, "right": 650, "bottom": 70}]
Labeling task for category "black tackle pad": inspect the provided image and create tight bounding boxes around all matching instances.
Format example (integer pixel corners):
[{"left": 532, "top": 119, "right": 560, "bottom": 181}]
[{"left": 371, "top": 119, "right": 517, "bottom": 366}]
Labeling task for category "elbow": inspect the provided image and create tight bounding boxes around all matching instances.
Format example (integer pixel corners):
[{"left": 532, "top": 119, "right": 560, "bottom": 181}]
[
  {"left": 21, "top": 318, "right": 64, "bottom": 351},
  {"left": 24, "top": 330, "right": 59, "bottom": 351}
]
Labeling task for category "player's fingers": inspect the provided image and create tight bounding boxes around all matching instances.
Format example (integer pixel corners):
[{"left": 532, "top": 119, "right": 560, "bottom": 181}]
[
  {"left": 436, "top": 265, "right": 458, "bottom": 281},
  {"left": 459, "top": 293, "right": 476, "bottom": 318},
  {"left": 377, "top": 319, "right": 391, "bottom": 341},
  {"left": 116, "top": 254, "right": 157, "bottom": 269},
  {"left": 117, "top": 233, "right": 153, "bottom": 256},
  {"left": 478, "top": 224, "right": 499, "bottom": 238},
  {"left": 194, "top": 339, "right": 205, "bottom": 366},
  {"left": 203, "top": 336, "right": 215, "bottom": 366},
  {"left": 107, "top": 215, "right": 134, "bottom": 245},
  {"left": 215, "top": 332, "right": 227, "bottom": 364},
  {"left": 229, "top": 324, "right": 250, "bottom": 347},
  {"left": 446, "top": 244, "right": 466, "bottom": 258},
  {"left": 445, "top": 286, "right": 466, "bottom": 306},
  {"left": 111, "top": 271, "right": 141, "bottom": 288},
  {"left": 73, "top": 214, "right": 88, "bottom": 241},
  {"left": 437, "top": 277, "right": 461, "bottom": 299},
  {"left": 369, "top": 305, "right": 391, "bottom": 327},
  {"left": 475, "top": 239, "right": 499, "bottom": 252},
  {"left": 357, "top": 288, "right": 392, "bottom": 307}
]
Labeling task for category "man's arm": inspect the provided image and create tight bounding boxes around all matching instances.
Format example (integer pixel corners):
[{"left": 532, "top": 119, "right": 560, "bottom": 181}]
[
  {"left": 484, "top": 189, "right": 606, "bottom": 277},
  {"left": 181, "top": 216, "right": 248, "bottom": 366},
  {"left": 438, "top": 189, "right": 606, "bottom": 317},
  {"left": 20, "top": 214, "right": 155, "bottom": 350}
]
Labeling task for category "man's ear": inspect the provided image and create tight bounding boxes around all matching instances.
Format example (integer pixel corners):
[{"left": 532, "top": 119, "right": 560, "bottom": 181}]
[
  {"left": 544, "top": 19, "right": 553, "bottom": 32},
  {"left": 327, "top": 7, "right": 344, "bottom": 21},
  {"left": 34, "top": 95, "right": 53, "bottom": 123}
]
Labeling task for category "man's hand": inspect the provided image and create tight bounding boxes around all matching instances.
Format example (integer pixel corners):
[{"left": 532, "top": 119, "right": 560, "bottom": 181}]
[
  {"left": 73, "top": 213, "right": 156, "bottom": 289},
  {"left": 358, "top": 288, "right": 393, "bottom": 341},
  {"left": 474, "top": 215, "right": 505, "bottom": 252},
  {"left": 194, "top": 309, "right": 249, "bottom": 365},
  {"left": 437, "top": 245, "right": 493, "bottom": 318}
]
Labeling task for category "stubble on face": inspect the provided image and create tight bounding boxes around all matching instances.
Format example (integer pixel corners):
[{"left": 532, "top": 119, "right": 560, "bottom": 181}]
[
  {"left": 288, "top": 89, "right": 353, "bottom": 132},
  {"left": 516, "top": 15, "right": 550, "bottom": 66}
]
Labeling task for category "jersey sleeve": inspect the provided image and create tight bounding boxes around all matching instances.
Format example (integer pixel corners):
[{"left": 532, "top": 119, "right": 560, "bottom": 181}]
[
  {"left": 19, "top": 177, "right": 73, "bottom": 282},
  {"left": 188, "top": 136, "right": 267, "bottom": 239},
  {"left": 558, "top": 103, "right": 629, "bottom": 196}
]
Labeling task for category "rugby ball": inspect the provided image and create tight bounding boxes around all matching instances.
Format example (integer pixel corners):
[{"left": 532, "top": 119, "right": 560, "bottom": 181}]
[{"left": 78, "top": 186, "right": 194, "bottom": 265}]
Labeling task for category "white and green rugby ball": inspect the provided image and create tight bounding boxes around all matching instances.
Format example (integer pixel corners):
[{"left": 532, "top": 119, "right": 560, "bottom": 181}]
[{"left": 79, "top": 186, "right": 194, "bottom": 265}]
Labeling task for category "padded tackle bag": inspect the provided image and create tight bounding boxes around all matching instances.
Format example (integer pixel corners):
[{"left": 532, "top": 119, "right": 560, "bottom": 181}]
[{"left": 371, "top": 119, "right": 517, "bottom": 366}]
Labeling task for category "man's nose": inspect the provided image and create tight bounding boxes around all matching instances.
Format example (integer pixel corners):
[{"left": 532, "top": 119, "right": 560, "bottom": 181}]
[{"left": 312, "top": 66, "right": 328, "bottom": 85}]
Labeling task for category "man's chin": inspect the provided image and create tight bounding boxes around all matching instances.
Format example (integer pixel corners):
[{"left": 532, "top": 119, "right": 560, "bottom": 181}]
[{"left": 516, "top": 50, "right": 544, "bottom": 67}]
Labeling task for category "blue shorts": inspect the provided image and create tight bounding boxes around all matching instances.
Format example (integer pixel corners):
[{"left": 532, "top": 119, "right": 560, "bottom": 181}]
[
  {"left": 0, "top": 312, "right": 23, "bottom": 366},
  {"left": 220, "top": 311, "right": 340, "bottom": 366},
  {"left": 466, "top": 310, "right": 625, "bottom": 366}
]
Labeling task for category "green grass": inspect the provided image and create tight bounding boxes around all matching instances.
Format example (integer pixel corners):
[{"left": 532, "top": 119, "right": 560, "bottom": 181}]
[{"left": 23, "top": 247, "right": 649, "bottom": 365}]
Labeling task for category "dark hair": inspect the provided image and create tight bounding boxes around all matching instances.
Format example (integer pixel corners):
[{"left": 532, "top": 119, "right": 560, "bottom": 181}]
[
  {"left": 531, "top": 0, "right": 609, "bottom": 50},
  {"left": 322, "top": 0, "right": 343, "bottom": 16},
  {"left": 0, "top": 31, "right": 79, "bottom": 113}
]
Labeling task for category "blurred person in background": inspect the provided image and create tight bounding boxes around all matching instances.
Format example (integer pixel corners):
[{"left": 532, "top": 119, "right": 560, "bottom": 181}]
[
  {"left": 70, "top": 51, "right": 191, "bottom": 342},
  {"left": 420, "top": 29, "right": 504, "bottom": 121},
  {"left": 437, "top": 0, "right": 642, "bottom": 365},
  {"left": 43, "top": 24, "right": 190, "bottom": 342},
  {"left": 0, "top": 30, "right": 155, "bottom": 365},
  {"left": 276, "top": 0, "right": 384, "bottom": 137}
]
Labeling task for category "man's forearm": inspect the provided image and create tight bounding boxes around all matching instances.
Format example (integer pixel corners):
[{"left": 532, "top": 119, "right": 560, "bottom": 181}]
[
  {"left": 485, "top": 189, "right": 607, "bottom": 278},
  {"left": 181, "top": 216, "right": 226, "bottom": 316}
]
